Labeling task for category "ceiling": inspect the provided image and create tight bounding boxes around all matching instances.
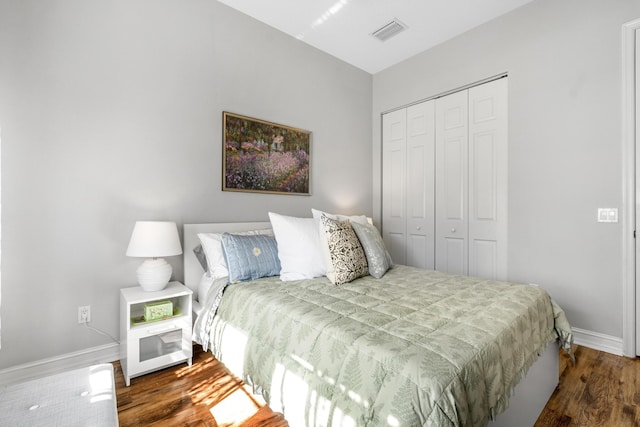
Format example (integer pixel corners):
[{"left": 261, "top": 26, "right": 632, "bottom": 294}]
[{"left": 217, "top": 0, "right": 535, "bottom": 74}]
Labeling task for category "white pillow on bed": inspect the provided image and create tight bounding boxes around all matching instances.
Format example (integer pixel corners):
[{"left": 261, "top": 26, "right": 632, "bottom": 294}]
[
  {"left": 311, "top": 208, "right": 369, "bottom": 225},
  {"left": 197, "top": 229, "right": 273, "bottom": 280},
  {"left": 268, "top": 212, "right": 326, "bottom": 281},
  {"left": 197, "top": 272, "right": 215, "bottom": 304}
]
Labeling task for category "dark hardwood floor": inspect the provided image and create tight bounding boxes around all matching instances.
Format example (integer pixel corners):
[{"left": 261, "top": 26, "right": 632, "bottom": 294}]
[
  {"left": 535, "top": 345, "right": 640, "bottom": 427},
  {"left": 115, "top": 344, "right": 640, "bottom": 426}
]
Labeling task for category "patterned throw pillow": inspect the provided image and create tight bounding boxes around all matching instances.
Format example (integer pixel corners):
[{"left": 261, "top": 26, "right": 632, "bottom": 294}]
[
  {"left": 320, "top": 215, "right": 368, "bottom": 285},
  {"left": 351, "top": 221, "right": 393, "bottom": 278},
  {"left": 221, "top": 233, "right": 281, "bottom": 283}
]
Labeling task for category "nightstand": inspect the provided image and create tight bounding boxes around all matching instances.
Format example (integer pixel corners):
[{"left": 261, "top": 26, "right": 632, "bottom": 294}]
[{"left": 120, "top": 281, "right": 193, "bottom": 386}]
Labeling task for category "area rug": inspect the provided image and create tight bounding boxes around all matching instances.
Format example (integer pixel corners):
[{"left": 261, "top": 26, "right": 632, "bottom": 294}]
[{"left": 0, "top": 363, "right": 118, "bottom": 426}]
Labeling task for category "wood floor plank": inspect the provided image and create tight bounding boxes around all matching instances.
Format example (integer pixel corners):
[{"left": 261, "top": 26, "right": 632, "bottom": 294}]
[
  {"left": 534, "top": 345, "right": 594, "bottom": 426},
  {"left": 620, "top": 347, "right": 640, "bottom": 407},
  {"left": 537, "top": 346, "right": 640, "bottom": 427},
  {"left": 533, "top": 409, "right": 572, "bottom": 427},
  {"left": 116, "top": 344, "right": 638, "bottom": 426},
  {"left": 115, "top": 345, "right": 287, "bottom": 427}
]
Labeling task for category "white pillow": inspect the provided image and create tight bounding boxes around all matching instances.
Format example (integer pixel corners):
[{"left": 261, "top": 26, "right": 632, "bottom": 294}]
[
  {"left": 197, "top": 272, "right": 215, "bottom": 303},
  {"left": 311, "top": 208, "right": 369, "bottom": 225},
  {"left": 268, "top": 212, "right": 326, "bottom": 281},
  {"left": 197, "top": 229, "right": 272, "bottom": 280}
]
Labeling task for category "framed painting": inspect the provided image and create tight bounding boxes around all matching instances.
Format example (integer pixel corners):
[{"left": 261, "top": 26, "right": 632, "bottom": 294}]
[{"left": 222, "top": 112, "right": 311, "bottom": 195}]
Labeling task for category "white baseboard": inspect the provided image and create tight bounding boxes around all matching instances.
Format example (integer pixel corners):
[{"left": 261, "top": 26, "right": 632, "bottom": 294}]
[
  {"left": 572, "top": 327, "right": 623, "bottom": 356},
  {"left": 0, "top": 343, "right": 120, "bottom": 386}
]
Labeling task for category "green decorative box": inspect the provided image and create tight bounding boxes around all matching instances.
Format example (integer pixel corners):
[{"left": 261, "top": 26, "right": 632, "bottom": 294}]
[{"left": 144, "top": 300, "right": 173, "bottom": 321}]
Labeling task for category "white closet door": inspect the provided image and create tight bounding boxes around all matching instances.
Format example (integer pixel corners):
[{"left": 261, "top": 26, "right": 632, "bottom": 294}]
[
  {"left": 636, "top": 29, "right": 640, "bottom": 356},
  {"left": 406, "top": 101, "right": 436, "bottom": 269},
  {"left": 435, "top": 90, "right": 469, "bottom": 275},
  {"left": 468, "top": 78, "right": 508, "bottom": 280},
  {"left": 382, "top": 109, "right": 407, "bottom": 264}
]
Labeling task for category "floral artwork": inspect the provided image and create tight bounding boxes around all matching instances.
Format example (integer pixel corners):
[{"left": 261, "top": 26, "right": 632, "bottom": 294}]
[{"left": 222, "top": 112, "right": 311, "bottom": 195}]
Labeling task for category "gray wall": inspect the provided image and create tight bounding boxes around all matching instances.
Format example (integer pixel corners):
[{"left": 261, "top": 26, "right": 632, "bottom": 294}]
[
  {"left": 373, "top": 0, "right": 640, "bottom": 339},
  {"left": 0, "top": 0, "right": 372, "bottom": 369}
]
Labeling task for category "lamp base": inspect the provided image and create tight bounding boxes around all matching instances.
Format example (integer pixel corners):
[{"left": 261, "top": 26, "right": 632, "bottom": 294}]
[{"left": 136, "top": 258, "right": 172, "bottom": 292}]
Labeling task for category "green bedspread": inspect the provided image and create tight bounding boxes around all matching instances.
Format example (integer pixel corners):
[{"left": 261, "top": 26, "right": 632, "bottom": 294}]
[{"left": 194, "top": 265, "right": 572, "bottom": 427}]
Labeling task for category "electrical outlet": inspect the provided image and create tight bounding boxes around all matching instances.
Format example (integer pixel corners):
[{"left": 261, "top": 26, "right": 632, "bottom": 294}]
[{"left": 78, "top": 305, "right": 91, "bottom": 324}]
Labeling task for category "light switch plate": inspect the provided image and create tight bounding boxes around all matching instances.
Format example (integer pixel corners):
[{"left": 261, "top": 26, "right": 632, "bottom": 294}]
[{"left": 597, "top": 208, "right": 618, "bottom": 223}]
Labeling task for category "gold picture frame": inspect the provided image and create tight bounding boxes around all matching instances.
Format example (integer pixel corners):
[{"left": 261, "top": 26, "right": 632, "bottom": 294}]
[{"left": 222, "top": 112, "right": 311, "bottom": 195}]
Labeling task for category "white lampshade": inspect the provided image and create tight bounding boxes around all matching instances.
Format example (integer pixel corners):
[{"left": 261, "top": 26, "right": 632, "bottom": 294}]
[
  {"left": 127, "top": 221, "right": 182, "bottom": 291},
  {"left": 126, "top": 221, "right": 182, "bottom": 258}
]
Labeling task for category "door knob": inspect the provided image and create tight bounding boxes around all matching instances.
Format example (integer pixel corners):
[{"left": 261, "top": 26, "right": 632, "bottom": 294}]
[{"left": 451, "top": 228, "right": 456, "bottom": 233}]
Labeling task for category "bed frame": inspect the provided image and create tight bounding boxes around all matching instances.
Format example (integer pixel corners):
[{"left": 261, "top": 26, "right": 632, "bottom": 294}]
[{"left": 183, "top": 222, "right": 558, "bottom": 427}]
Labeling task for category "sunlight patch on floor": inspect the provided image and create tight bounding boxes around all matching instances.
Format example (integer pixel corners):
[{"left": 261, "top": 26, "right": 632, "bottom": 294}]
[{"left": 209, "top": 384, "right": 266, "bottom": 426}]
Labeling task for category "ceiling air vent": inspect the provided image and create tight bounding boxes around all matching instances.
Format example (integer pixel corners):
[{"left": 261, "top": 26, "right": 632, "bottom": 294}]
[{"left": 371, "top": 19, "right": 407, "bottom": 42}]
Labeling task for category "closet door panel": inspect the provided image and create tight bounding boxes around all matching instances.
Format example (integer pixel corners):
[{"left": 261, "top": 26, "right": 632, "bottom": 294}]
[
  {"left": 407, "top": 235, "right": 429, "bottom": 268},
  {"left": 468, "top": 78, "right": 508, "bottom": 280},
  {"left": 387, "top": 232, "right": 407, "bottom": 267},
  {"left": 406, "top": 101, "right": 435, "bottom": 269},
  {"left": 472, "top": 132, "right": 496, "bottom": 220},
  {"left": 444, "top": 237, "right": 466, "bottom": 275},
  {"left": 443, "top": 138, "right": 465, "bottom": 219},
  {"left": 389, "top": 148, "right": 405, "bottom": 217},
  {"left": 382, "top": 109, "right": 407, "bottom": 265},
  {"left": 436, "top": 90, "right": 469, "bottom": 275},
  {"left": 471, "top": 239, "right": 497, "bottom": 279}
]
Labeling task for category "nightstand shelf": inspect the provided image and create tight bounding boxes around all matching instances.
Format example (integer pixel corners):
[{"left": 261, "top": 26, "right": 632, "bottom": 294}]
[
  {"left": 130, "top": 307, "right": 183, "bottom": 326},
  {"left": 120, "top": 281, "right": 193, "bottom": 386}
]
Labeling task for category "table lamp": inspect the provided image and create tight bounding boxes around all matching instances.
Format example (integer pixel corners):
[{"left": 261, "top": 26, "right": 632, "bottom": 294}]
[{"left": 126, "top": 221, "right": 182, "bottom": 291}]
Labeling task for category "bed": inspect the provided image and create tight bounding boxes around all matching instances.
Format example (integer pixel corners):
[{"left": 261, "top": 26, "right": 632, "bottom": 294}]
[{"left": 184, "top": 220, "right": 572, "bottom": 427}]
